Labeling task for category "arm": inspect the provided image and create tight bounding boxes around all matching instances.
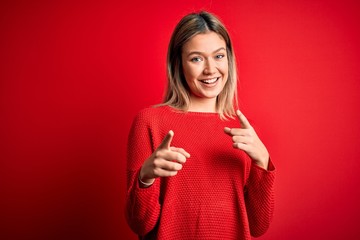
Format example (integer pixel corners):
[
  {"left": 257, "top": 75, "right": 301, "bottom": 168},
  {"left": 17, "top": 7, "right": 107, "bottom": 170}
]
[
  {"left": 244, "top": 159, "right": 275, "bottom": 237},
  {"left": 125, "top": 111, "right": 190, "bottom": 236},
  {"left": 224, "top": 110, "right": 276, "bottom": 236},
  {"left": 125, "top": 113, "right": 161, "bottom": 236}
]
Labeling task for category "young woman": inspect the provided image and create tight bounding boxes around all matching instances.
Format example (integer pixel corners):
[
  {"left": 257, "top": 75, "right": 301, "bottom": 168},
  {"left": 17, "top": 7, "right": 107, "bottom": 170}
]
[{"left": 126, "top": 11, "right": 275, "bottom": 240}]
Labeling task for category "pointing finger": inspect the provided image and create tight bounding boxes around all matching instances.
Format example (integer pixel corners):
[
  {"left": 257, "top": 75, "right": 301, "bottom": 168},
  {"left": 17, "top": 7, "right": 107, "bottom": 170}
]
[
  {"left": 158, "top": 130, "right": 174, "bottom": 150},
  {"left": 236, "top": 110, "right": 251, "bottom": 129}
]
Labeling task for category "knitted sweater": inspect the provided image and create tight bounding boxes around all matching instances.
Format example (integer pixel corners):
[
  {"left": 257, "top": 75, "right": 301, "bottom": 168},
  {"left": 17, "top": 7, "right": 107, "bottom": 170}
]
[{"left": 126, "top": 106, "right": 275, "bottom": 240}]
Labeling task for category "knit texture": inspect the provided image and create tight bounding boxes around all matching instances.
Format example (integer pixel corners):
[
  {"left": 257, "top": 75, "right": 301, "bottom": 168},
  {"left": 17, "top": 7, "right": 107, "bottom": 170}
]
[{"left": 126, "top": 106, "right": 275, "bottom": 240}]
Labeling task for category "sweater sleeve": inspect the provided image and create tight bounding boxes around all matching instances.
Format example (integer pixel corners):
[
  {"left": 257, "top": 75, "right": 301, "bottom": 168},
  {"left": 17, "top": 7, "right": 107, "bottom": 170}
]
[
  {"left": 244, "top": 158, "right": 276, "bottom": 237},
  {"left": 125, "top": 111, "right": 161, "bottom": 236}
]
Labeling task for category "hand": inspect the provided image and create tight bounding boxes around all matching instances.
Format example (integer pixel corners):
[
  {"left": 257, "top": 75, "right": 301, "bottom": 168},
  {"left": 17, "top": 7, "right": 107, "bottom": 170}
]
[
  {"left": 224, "top": 110, "right": 269, "bottom": 170},
  {"left": 139, "top": 130, "right": 190, "bottom": 186}
]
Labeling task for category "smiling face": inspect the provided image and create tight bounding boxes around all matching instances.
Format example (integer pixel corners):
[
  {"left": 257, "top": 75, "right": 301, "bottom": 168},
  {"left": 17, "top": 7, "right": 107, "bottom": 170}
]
[{"left": 181, "top": 31, "right": 228, "bottom": 110}]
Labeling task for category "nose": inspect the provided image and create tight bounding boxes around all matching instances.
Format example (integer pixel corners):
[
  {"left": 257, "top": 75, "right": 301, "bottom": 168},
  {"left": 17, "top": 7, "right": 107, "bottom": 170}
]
[{"left": 203, "top": 58, "right": 216, "bottom": 75}]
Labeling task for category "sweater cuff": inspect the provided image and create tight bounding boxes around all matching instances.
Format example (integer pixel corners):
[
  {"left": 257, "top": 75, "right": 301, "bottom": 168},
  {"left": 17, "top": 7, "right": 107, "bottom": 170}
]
[
  {"left": 138, "top": 172, "right": 156, "bottom": 188},
  {"left": 252, "top": 157, "right": 275, "bottom": 172},
  {"left": 249, "top": 158, "right": 275, "bottom": 184},
  {"left": 135, "top": 170, "right": 159, "bottom": 192},
  {"left": 247, "top": 158, "right": 275, "bottom": 191}
]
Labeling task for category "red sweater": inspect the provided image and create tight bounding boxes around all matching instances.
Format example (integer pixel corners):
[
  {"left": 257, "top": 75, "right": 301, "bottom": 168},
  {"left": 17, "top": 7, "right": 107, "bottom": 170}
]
[{"left": 126, "top": 106, "right": 275, "bottom": 240}]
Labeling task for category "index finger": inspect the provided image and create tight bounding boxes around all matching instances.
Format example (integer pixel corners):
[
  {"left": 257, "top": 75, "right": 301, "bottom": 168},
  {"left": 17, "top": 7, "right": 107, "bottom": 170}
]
[
  {"left": 236, "top": 110, "right": 251, "bottom": 129},
  {"left": 157, "top": 130, "right": 174, "bottom": 150}
]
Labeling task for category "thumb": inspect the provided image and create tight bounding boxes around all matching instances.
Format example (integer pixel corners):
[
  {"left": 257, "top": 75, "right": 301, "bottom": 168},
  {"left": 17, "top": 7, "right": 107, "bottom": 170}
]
[
  {"left": 158, "top": 130, "right": 174, "bottom": 150},
  {"left": 236, "top": 110, "right": 251, "bottom": 129}
]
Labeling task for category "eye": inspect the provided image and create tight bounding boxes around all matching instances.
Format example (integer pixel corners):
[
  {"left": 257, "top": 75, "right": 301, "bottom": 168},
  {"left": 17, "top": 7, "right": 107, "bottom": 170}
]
[
  {"left": 215, "top": 54, "right": 225, "bottom": 59},
  {"left": 191, "top": 56, "right": 202, "bottom": 62}
]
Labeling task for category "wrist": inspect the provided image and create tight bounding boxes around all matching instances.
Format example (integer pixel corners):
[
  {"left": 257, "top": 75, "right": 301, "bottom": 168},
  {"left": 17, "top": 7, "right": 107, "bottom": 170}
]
[
  {"left": 138, "top": 173, "right": 155, "bottom": 188},
  {"left": 255, "top": 155, "right": 269, "bottom": 170}
]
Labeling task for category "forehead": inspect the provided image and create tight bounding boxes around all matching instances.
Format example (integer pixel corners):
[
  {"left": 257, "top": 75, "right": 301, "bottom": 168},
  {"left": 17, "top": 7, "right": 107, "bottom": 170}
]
[{"left": 182, "top": 31, "right": 226, "bottom": 54}]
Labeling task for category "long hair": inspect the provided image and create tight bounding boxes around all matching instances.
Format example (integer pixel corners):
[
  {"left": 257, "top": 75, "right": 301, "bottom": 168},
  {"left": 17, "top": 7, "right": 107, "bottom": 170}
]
[{"left": 162, "top": 11, "right": 238, "bottom": 119}]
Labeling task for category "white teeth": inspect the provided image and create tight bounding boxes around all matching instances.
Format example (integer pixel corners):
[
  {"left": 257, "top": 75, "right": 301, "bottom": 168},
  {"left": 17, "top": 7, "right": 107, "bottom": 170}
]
[{"left": 201, "top": 77, "right": 218, "bottom": 84}]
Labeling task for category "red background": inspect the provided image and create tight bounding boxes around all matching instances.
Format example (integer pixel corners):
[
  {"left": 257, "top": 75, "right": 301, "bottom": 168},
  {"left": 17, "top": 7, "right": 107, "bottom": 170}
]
[{"left": 1, "top": 0, "right": 360, "bottom": 239}]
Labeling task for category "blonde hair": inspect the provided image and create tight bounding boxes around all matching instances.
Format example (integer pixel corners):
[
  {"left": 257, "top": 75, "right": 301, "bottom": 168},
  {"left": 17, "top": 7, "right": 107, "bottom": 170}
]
[{"left": 162, "top": 11, "right": 238, "bottom": 119}]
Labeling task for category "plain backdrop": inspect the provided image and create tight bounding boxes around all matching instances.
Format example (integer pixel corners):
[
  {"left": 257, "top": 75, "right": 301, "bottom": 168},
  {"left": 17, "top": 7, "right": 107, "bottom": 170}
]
[{"left": 1, "top": 0, "right": 360, "bottom": 239}]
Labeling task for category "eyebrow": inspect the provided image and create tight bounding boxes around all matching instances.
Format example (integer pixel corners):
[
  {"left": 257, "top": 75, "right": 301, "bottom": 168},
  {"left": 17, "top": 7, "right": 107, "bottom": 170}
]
[{"left": 186, "top": 47, "right": 226, "bottom": 57}]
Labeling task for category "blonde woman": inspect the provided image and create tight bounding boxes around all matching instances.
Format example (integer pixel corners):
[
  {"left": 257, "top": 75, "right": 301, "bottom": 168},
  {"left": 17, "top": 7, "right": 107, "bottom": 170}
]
[{"left": 126, "top": 11, "right": 275, "bottom": 240}]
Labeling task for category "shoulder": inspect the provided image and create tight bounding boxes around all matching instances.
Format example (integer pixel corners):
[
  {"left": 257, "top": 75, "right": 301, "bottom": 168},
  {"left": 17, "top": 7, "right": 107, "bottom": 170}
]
[
  {"left": 132, "top": 105, "right": 173, "bottom": 125},
  {"left": 129, "top": 105, "right": 175, "bottom": 140},
  {"left": 135, "top": 105, "right": 170, "bottom": 118}
]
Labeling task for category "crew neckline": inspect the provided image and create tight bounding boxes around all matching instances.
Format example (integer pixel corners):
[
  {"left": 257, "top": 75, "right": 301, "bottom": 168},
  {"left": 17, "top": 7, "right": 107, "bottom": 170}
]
[{"left": 164, "top": 105, "right": 220, "bottom": 116}]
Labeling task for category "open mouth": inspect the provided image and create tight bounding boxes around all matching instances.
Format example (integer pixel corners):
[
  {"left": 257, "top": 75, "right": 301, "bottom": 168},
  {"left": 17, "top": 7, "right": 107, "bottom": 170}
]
[{"left": 199, "top": 77, "right": 219, "bottom": 84}]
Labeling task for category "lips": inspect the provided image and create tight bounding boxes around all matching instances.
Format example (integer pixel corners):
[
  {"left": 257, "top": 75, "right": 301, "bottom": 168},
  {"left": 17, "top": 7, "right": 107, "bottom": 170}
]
[{"left": 199, "top": 77, "right": 219, "bottom": 84}]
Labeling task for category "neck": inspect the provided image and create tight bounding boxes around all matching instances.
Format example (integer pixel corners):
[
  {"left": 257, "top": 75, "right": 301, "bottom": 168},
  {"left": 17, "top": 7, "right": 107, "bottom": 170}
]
[{"left": 188, "top": 95, "right": 217, "bottom": 113}]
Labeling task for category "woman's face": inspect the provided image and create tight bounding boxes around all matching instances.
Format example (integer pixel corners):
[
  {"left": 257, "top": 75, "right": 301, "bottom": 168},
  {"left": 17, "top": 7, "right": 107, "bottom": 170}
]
[{"left": 181, "top": 31, "right": 228, "bottom": 102}]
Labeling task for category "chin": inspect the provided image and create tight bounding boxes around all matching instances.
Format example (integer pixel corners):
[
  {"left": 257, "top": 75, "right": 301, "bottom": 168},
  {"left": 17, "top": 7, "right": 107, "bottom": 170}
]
[{"left": 202, "top": 92, "right": 222, "bottom": 99}]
